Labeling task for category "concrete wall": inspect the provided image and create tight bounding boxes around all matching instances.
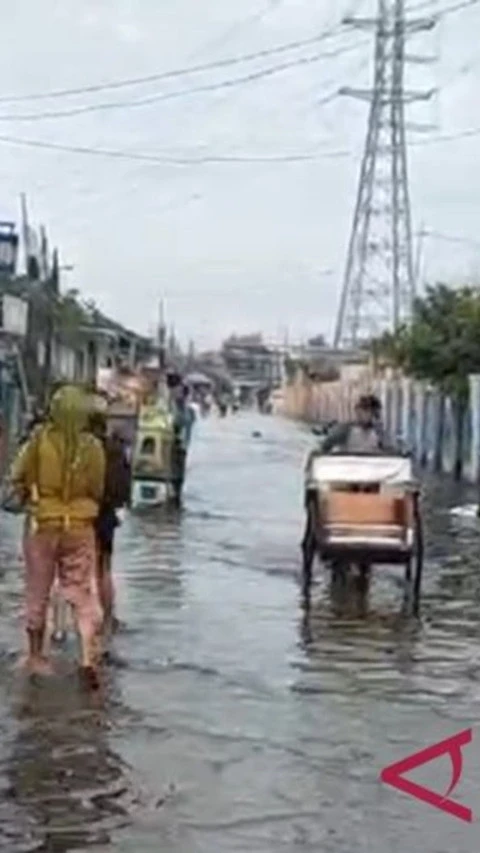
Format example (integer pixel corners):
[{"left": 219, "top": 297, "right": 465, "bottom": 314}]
[{"left": 278, "top": 369, "right": 480, "bottom": 483}]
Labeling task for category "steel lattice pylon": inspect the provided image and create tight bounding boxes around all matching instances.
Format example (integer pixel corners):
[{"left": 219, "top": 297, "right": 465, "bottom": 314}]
[{"left": 333, "top": 0, "right": 435, "bottom": 349}]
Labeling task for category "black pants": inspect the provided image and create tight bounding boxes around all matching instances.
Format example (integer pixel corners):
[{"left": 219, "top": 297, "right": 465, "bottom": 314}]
[
  {"left": 95, "top": 507, "right": 118, "bottom": 555},
  {"left": 171, "top": 443, "right": 187, "bottom": 497}
]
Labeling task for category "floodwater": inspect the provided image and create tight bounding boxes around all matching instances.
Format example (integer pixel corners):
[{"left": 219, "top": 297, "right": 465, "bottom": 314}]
[{"left": 1, "top": 412, "right": 480, "bottom": 852}]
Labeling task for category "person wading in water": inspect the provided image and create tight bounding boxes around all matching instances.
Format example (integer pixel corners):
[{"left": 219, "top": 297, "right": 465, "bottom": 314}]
[
  {"left": 171, "top": 383, "right": 196, "bottom": 506},
  {"left": 10, "top": 385, "right": 105, "bottom": 686},
  {"left": 88, "top": 411, "right": 131, "bottom": 639}
]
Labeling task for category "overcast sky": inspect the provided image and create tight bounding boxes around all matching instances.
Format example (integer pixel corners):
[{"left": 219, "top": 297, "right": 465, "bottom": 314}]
[{"left": 0, "top": 0, "right": 479, "bottom": 348}]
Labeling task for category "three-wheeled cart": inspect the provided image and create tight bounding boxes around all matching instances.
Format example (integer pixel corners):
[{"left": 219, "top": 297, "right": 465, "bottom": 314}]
[
  {"left": 301, "top": 452, "right": 424, "bottom": 612},
  {"left": 130, "top": 405, "right": 177, "bottom": 507}
]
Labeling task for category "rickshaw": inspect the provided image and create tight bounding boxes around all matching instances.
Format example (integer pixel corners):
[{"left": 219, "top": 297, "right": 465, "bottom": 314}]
[
  {"left": 301, "top": 451, "right": 424, "bottom": 612},
  {"left": 130, "top": 403, "right": 176, "bottom": 507}
]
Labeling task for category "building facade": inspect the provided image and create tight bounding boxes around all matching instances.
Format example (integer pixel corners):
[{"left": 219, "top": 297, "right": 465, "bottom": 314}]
[{"left": 221, "top": 334, "right": 282, "bottom": 398}]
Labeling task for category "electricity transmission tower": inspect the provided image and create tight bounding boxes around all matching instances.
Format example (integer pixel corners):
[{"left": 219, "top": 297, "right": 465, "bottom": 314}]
[{"left": 333, "top": 0, "right": 435, "bottom": 349}]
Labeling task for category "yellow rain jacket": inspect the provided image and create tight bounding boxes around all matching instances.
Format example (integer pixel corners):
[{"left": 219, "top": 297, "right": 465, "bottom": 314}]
[{"left": 11, "top": 386, "right": 105, "bottom": 530}]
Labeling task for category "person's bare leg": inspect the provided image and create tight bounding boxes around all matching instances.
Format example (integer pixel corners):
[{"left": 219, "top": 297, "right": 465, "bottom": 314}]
[
  {"left": 101, "top": 552, "right": 115, "bottom": 635},
  {"left": 95, "top": 545, "right": 115, "bottom": 635}
]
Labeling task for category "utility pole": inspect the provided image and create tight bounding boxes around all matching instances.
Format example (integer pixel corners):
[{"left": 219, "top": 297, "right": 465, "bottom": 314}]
[
  {"left": 333, "top": 0, "right": 435, "bottom": 349},
  {"left": 158, "top": 298, "right": 166, "bottom": 373},
  {"left": 155, "top": 298, "right": 170, "bottom": 405},
  {"left": 20, "top": 193, "right": 30, "bottom": 277},
  {"left": 42, "top": 246, "right": 59, "bottom": 408},
  {"left": 39, "top": 225, "right": 50, "bottom": 280}
]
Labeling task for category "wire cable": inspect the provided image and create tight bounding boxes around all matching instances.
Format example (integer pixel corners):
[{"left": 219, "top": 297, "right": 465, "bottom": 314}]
[
  {"left": 436, "top": 0, "right": 480, "bottom": 15},
  {"left": 0, "top": 26, "right": 351, "bottom": 106},
  {"left": 0, "top": 42, "right": 367, "bottom": 123},
  {"left": 411, "top": 125, "right": 480, "bottom": 144},
  {"left": 421, "top": 230, "right": 480, "bottom": 247},
  {"left": 407, "top": 0, "right": 480, "bottom": 16},
  {"left": 0, "top": 130, "right": 351, "bottom": 164},
  {"left": 0, "top": 116, "right": 478, "bottom": 166}
]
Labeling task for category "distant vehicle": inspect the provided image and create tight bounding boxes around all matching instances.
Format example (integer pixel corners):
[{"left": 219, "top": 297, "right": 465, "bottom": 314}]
[{"left": 130, "top": 405, "right": 176, "bottom": 508}]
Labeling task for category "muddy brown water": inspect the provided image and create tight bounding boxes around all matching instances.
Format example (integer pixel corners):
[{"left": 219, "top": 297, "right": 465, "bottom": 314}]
[{"left": 1, "top": 413, "right": 480, "bottom": 852}]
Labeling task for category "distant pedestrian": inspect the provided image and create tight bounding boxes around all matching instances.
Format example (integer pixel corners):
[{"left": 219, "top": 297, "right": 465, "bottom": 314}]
[{"left": 171, "top": 383, "right": 196, "bottom": 505}]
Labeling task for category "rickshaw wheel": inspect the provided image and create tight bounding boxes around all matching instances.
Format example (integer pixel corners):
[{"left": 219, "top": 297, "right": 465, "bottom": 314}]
[
  {"left": 301, "top": 500, "right": 316, "bottom": 604},
  {"left": 408, "top": 492, "right": 424, "bottom": 615},
  {"left": 405, "top": 557, "right": 412, "bottom": 585}
]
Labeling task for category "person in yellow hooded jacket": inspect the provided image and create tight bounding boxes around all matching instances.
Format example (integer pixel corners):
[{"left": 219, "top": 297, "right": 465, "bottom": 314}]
[{"left": 10, "top": 385, "right": 106, "bottom": 684}]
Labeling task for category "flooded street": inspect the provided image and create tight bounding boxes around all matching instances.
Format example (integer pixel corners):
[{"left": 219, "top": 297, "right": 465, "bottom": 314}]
[{"left": 1, "top": 412, "right": 480, "bottom": 852}]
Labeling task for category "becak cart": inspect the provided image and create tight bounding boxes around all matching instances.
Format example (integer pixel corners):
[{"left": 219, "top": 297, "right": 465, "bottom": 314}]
[
  {"left": 301, "top": 451, "right": 424, "bottom": 612},
  {"left": 130, "top": 404, "right": 176, "bottom": 507}
]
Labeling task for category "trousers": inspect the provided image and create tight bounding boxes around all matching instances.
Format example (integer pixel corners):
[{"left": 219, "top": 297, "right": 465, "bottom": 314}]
[{"left": 23, "top": 527, "right": 102, "bottom": 641}]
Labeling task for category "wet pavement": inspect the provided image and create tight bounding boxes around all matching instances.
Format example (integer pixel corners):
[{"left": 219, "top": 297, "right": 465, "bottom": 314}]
[{"left": 1, "top": 412, "right": 480, "bottom": 852}]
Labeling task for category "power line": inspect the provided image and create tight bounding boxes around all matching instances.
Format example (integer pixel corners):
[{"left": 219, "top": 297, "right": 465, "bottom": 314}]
[
  {"left": 0, "top": 131, "right": 351, "bottom": 164},
  {"left": 421, "top": 229, "right": 480, "bottom": 248},
  {"left": 408, "top": 0, "right": 480, "bottom": 15},
  {"left": 162, "top": 1, "right": 290, "bottom": 168},
  {"left": 435, "top": 0, "right": 480, "bottom": 14},
  {"left": 194, "top": 0, "right": 286, "bottom": 59},
  {"left": 0, "top": 27, "right": 351, "bottom": 106},
  {"left": 0, "top": 42, "right": 368, "bottom": 123},
  {"left": 411, "top": 124, "right": 480, "bottom": 143},
  {"left": 0, "top": 115, "right": 477, "bottom": 167},
  {"left": 198, "top": 6, "right": 369, "bottom": 153}
]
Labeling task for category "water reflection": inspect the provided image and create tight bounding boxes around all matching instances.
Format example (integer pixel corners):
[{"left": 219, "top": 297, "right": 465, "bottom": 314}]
[
  {"left": 296, "top": 581, "right": 423, "bottom": 699},
  {"left": 4, "top": 682, "right": 131, "bottom": 852},
  {"left": 117, "top": 509, "right": 185, "bottom": 613}
]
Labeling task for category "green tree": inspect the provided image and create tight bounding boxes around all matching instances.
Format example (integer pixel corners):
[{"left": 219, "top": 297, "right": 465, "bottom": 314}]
[
  {"left": 373, "top": 284, "right": 480, "bottom": 477},
  {"left": 54, "top": 288, "right": 88, "bottom": 345}
]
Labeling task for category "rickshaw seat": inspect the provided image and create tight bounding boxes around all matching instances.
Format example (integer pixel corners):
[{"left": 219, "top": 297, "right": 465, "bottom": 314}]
[{"left": 322, "top": 490, "right": 409, "bottom": 527}]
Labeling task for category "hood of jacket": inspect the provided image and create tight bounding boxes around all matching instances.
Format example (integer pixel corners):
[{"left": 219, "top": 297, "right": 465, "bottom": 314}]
[{"left": 48, "top": 385, "right": 89, "bottom": 468}]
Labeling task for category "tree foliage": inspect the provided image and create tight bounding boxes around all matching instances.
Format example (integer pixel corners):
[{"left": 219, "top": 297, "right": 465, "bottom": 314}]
[
  {"left": 307, "top": 334, "right": 326, "bottom": 347},
  {"left": 284, "top": 356, "right": 298, "bottom": 381},
  {"left": 373, "top": 284, "right": 480, "bottom": 403},
  {"left": 54, "top": 288, "right": 88, "bottom": 345},
  {"left": 304, "top": 357, "right": 339, "bottom": 382},
  {"left": 283, "top": 354, "right": 339, "bottom": 383}
]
